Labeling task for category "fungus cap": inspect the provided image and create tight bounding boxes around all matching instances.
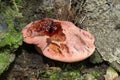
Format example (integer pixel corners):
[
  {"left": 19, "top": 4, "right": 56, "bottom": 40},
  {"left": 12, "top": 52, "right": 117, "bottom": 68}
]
[{"left": 22, "top": 18, "right": 95, "bottom": 62}]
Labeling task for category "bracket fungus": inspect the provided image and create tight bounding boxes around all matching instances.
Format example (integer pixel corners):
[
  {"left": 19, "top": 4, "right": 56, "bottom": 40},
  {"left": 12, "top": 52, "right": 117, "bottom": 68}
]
[{"left": 22, "top": 18, "right": 95, "bottom": 62}]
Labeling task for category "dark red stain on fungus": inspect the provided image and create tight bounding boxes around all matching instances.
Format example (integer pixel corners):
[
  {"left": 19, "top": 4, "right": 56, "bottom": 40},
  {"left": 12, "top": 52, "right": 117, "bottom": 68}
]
[
  {"left": 27, "top": 19, "right": 67, "bottom": 55},
  {"left": 27, "top": 19, "right": 66, "bottom": 40},
  {"left": 48, "top": 42, "right": 62, "bottom": 55},
  {"left": 50, "top": 32, "right": 66, "bottom": 42}
]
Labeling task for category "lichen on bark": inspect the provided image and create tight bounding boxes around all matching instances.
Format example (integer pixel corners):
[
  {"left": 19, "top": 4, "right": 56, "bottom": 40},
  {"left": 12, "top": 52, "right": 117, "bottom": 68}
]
[{"left": 79, "top": 0, "right": 120, "bottom": 72}]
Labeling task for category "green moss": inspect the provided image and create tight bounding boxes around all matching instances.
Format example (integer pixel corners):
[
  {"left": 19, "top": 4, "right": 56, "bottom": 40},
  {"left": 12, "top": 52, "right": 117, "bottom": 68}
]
[
  {"left": 39, "top": 64, "right": 85, "bottom": 80},
  {"left": 0, "top": 51, "right": 15, "bottom": 75},
  {"left": 40, "top": 69, "right": 83, "bottom": 80},
  {"left": 83, "top": 73, "right": 96, "bottom": 80},
  {"left": 0, "top": 33, "right": 22, "bottom": 48},
  {"left": 0, "top": 0, "right": 23, "bottom": 75},
  {"left": 0, "top": 3, "right": 23, "bottom": 50},
  {"left": 91, "top": 71, "right": 101, "bottom": 78}
]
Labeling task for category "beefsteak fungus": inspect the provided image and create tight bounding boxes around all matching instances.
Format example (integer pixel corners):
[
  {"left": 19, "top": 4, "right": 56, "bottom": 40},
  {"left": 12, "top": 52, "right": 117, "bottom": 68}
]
[{"left": 22, "top": 18, "right": 95, "bottom": 62}]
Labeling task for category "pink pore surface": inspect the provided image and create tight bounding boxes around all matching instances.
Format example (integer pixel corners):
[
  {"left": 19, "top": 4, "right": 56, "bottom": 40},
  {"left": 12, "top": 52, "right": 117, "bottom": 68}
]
[{"left": 22, "top": 18, "right": 95, "bottom": 62}]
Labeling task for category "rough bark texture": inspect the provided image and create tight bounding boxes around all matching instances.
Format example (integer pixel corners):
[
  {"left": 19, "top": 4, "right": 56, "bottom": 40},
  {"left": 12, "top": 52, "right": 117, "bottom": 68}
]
[{"left": 80, "top": 0, "right": 120, "bottom": 72}]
